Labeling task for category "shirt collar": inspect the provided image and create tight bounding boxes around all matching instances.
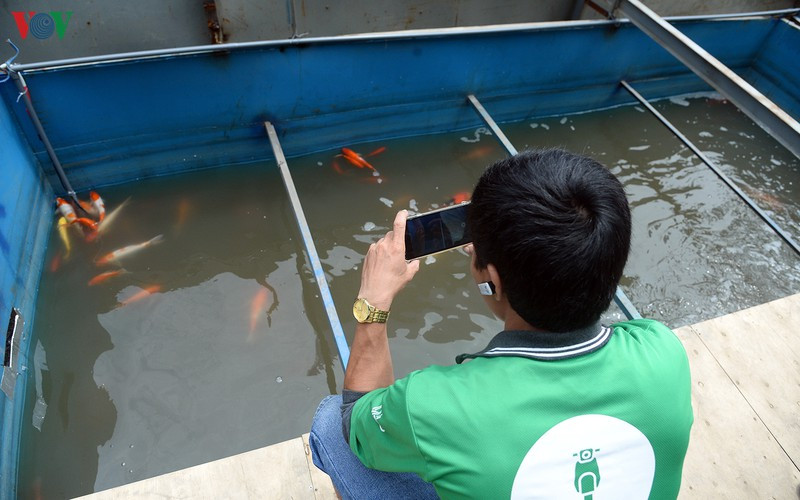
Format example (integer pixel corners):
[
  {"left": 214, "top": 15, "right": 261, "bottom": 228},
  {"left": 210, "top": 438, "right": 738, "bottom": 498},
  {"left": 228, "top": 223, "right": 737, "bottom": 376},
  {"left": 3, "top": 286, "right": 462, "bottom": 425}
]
[{"left": 455, "top": 321, "right": 612, "bottom": 363}]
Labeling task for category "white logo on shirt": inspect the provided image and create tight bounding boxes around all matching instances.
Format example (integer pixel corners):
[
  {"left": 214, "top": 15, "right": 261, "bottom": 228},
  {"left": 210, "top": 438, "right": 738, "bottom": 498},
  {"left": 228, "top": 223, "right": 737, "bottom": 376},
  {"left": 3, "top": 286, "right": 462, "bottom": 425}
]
[
  {"left": 510, "top": 415, "right": 655, "bottom": 499},
  {"left": 371, "top": 405, "right": 385, "bottom": 432}
]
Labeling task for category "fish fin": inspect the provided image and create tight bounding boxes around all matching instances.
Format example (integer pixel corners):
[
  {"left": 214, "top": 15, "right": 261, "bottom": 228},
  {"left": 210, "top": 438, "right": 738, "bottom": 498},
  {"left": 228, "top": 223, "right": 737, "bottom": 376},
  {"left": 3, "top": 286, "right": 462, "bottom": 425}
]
[{"left": 150, "top": 234, "right": 165, "bottom": 245}]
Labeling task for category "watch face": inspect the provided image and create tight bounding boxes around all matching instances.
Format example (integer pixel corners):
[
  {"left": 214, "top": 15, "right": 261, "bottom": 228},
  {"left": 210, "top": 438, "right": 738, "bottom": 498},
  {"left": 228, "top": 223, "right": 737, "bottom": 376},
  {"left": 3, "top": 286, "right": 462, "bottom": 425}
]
[{"left": 353, "top": 299, "right": 370, "bottom": 322}]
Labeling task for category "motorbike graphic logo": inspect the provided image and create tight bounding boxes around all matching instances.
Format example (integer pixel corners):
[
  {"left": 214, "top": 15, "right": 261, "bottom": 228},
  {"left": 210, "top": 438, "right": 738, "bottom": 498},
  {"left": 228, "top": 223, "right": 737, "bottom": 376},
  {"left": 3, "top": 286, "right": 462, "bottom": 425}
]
[{"left": 573, "top": 448, "right": 601, "bottom": 499}]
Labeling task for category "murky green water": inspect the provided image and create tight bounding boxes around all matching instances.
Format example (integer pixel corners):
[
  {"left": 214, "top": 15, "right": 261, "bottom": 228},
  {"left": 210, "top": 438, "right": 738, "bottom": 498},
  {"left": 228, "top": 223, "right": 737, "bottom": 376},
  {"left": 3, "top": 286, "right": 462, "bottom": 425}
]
[
  {"left": 18, "top": 94, "right": 800, "bottom": 498},
  {"left": 501, "top": 93, "right": 800, "bottom": 325}
]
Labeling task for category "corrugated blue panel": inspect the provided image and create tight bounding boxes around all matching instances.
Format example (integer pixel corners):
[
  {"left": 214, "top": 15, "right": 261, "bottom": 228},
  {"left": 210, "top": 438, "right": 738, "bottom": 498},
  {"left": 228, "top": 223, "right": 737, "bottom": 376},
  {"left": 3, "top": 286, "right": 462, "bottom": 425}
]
[
  {"left": 0, "top": 18, "right": 778, "bottom": 192},
  {"left": 746, "top": 20, "right": 800, "bottom": 121},
  {"left": 0, "top": 93, "right": 53, "bottom": 500}
]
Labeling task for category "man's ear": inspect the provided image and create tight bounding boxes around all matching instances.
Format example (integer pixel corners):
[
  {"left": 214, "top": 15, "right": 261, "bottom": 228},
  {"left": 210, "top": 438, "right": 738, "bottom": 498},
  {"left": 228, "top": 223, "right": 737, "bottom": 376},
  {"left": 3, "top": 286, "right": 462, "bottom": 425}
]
[{"left": 487, "top": 263, "right": 503, "bottom": 302}]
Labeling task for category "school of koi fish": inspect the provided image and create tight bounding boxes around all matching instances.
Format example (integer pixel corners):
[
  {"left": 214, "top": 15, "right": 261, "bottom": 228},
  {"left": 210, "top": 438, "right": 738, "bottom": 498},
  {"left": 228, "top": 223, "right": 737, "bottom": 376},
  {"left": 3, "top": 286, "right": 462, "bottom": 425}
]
[
  {"left": 49, "top": 144, "right": 470, "bottom": 336},
  {"left": 51, "top": 193, "right": 164, "bottom": 303}
]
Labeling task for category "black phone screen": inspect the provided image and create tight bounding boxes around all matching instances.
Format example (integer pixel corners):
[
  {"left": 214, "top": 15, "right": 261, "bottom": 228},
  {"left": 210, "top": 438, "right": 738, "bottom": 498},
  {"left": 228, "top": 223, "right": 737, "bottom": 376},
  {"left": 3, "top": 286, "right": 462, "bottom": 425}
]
[{"left": 405, "top": 203, "right": 472, "bottom": 260}]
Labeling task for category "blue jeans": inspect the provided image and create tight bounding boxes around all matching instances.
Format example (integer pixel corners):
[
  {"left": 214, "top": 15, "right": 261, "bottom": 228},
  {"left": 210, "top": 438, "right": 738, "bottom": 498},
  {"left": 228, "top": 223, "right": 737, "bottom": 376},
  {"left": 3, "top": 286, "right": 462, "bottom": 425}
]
[{"left": 309, "top": 395, "right": 439, "bottom": 500}]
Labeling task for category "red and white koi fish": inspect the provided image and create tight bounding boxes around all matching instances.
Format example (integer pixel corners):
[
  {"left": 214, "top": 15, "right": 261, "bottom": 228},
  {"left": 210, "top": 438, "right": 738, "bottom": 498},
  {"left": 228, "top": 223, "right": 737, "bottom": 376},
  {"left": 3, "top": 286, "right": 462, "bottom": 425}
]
[
  {"left": 120, "top": 285, "right": 161, "bottom": 306},
  {"left": 56, "top": 198, "right": 97, "bottom": 230},
  {"left": 96, "top": 234, "right": 163, "bottom": 265},
  {"left": 89, "top": 191, "right": 106, "bottom": 221},
  {"left": 96, "top": 197, "right": 131, "bottom": 236},
  {"left": 88, "top": 269, "right": 128, "bottom": 286}
]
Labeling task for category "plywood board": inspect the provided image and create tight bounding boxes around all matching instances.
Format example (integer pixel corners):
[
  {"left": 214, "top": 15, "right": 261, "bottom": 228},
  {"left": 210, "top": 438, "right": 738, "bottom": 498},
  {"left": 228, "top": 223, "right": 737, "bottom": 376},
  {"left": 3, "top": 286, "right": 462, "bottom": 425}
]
[
  {"left": 689, "top": 294, "right": 800, "bottom": 467},
  {"left": 676, "top": 325, "right": 800, "bottom": 499},
  {"left": 302, "top": 433, "right": 339, "bottom": 500}
]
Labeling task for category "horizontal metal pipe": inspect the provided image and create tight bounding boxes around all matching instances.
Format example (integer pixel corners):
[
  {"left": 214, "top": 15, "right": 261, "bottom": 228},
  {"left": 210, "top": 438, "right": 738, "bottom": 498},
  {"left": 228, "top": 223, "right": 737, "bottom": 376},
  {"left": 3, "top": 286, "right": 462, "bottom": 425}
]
[
  {"left": 10, "top": 8, "right": 798, "bottom": 73},
  {"left": 621, "top": 80, "right": 800, "bottom": 257},
  {"left": 466, "top": 94, "right": 642, "bottom": 320},
  {"left": 264, "top": 122, "right": 350, "bottom": 369}
]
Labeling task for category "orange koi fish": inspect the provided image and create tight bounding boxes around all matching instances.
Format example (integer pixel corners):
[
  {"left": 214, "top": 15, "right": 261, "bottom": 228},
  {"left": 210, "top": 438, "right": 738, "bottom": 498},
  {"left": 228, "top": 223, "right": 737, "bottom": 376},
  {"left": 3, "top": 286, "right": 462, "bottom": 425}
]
[
  {"left": 175, "top": 198, "right": 191, "bottom": 232},
  {"left": 451, "top": 191, "right": 471, "bottom": 204},
  {"left": 56, "top": 198, "right": 97, "bottom": 230},
  {"left": 96, "top": 234, "right": 164, "bottom": 265},
  {"left": 332, "top": 158, "right": 345, "bottom": 175},
  {"left": 88, "top": 269, "right": 127, "bottom": 286},
  {"left": 366, "top": 146, "right": 386, "bottom": 157},
  {"left": 120, "top": 285, "right": 161, "bottom": 306},
  {"left": 49, "top": 252, "right": 62, "bottom": 273},
  {"left": 249, "top": 288, "right": 270, "bottom": 336},
  {"left": 461, "top": 144, "right": 494, "bottom": 161},
  {"left": 341, "top": 147, "right": 376, "bottom": 171}
]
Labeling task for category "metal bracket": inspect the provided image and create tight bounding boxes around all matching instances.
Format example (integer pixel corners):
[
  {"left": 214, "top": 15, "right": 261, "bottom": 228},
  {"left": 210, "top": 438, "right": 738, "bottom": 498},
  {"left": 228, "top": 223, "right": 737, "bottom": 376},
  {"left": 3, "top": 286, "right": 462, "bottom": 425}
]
[
  {"left": 2, "top": 308, "right": 22, "bottom": 399},
  {"left": 0, "top": 39, "right": 21, "bottom": 84}
]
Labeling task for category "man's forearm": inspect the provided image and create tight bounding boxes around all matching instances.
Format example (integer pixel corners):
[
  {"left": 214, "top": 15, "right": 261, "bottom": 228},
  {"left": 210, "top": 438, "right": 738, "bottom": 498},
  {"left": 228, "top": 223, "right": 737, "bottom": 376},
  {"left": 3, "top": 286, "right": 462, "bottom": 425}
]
[
  {"left": 343, "top": 322, "right": 394, "bottom": 392},
  {"left": 343, "top": 210, "right": 418, "bottom": 392}
]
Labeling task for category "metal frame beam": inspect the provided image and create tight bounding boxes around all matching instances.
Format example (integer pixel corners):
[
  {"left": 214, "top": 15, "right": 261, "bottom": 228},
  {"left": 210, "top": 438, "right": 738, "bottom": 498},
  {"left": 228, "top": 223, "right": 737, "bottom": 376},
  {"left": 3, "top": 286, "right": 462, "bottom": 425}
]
[
  {"left": 466, "top": 94, "right": 642, "bottom": 320},
  {"left": 621, "top": 80, "right": 800, "bottom": 257},
  {"left": 606, "top": 0, "right": 800, "bottom": 158},
  {"left": 7, "top": 8, "right": 798, "bottom": 73},
  {"left": 264, "top": 122, "right": 350, "bottom": 369}
]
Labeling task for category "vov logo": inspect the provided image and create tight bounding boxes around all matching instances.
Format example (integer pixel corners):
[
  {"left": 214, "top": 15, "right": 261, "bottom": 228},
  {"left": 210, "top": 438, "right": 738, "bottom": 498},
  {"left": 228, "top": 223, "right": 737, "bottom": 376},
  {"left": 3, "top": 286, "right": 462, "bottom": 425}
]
[{"left": 11, "top": 11, "right": 73, "bottom": 40}]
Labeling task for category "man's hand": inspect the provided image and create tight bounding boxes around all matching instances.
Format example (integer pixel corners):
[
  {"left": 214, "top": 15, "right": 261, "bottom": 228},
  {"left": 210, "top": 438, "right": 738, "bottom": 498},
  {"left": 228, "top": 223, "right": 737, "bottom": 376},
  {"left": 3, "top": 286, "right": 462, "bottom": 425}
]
[{"left": 357, "top": 210, "right": 421, "bottom": 310}]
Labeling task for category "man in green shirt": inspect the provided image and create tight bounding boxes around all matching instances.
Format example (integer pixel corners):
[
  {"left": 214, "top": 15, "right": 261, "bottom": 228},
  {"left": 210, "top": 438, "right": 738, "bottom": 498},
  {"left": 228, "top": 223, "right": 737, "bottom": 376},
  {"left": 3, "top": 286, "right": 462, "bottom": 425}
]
[{"left": 310, "top": 149, "right": 693, "bottom": 499}]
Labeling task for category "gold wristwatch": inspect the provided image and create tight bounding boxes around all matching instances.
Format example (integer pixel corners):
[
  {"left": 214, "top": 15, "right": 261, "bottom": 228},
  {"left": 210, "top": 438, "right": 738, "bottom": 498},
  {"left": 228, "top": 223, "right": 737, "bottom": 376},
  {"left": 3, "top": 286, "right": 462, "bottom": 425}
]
[{"left": 353, "top": 298, "right": 390, "bottom": 324}]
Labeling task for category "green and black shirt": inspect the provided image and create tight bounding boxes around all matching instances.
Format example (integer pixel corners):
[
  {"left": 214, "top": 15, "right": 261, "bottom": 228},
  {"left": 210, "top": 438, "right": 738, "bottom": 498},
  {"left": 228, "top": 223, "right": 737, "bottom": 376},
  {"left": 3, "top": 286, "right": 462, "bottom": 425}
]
[{"left": 346, "top": 319, "right": 693, "bottom": 499}]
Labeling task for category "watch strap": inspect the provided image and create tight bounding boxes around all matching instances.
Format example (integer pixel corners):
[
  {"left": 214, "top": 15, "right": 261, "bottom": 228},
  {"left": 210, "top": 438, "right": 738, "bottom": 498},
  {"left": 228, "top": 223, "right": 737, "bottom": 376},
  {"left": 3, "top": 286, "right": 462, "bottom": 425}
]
[{"left": 367, "top": 308, "right": 390, "bottom": 323}]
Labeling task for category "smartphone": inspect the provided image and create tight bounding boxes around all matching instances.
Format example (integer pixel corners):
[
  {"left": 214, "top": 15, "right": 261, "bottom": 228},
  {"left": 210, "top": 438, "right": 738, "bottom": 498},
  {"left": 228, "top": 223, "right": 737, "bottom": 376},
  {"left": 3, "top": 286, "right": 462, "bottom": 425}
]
[{"left": 405, "top": 202, "right": 472, "bottom": 260}]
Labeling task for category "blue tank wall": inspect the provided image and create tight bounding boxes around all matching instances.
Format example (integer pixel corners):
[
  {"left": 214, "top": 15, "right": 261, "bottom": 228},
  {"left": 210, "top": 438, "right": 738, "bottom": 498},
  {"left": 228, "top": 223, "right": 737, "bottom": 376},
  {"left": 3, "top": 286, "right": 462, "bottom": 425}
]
[
  {"left": 0, "top": 94, "right": 53, "bottom": 499},
  {"left": 746, "top": 19, "right": 800, "bottom": 121},
  {"left": 0, "top": 18, "right": 784, "bottom": 193}
]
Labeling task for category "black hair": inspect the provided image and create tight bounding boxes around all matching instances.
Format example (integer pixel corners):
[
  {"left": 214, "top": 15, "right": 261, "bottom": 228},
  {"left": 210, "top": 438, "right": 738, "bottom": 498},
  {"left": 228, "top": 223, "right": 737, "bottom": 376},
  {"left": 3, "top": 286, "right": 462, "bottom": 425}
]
[{"left": 467, "top": 149, "right": 631, "bottom": 332}]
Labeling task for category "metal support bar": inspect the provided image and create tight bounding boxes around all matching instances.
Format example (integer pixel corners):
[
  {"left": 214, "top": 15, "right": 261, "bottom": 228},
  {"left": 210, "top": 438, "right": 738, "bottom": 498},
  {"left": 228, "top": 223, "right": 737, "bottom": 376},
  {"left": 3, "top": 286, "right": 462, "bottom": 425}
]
[
  {"left": 10, "top": 9, "right": 799, "bottom": 73},
  {"left": 1, "top": 40, "right": 84, "bottom": 210},
  {"left": 620, "top": 80, "right": 800, "bottom": 257},
  {"left": 607, "top": 0, "right": 800, "bottom": 158},
  {"left": 466, "top": 94, "right": 518, "bottom": 155},
  {"left": 264, "top": 122, "right": 350, "bottom": 369},
  {"left": 466, "top": 94, "right": 642, "bottom": 320}
]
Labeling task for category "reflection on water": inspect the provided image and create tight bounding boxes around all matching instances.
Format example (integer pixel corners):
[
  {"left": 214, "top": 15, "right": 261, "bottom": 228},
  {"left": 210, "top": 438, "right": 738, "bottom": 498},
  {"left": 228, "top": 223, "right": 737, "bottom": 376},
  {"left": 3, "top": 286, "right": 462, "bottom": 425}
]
[{"left": 18, "top": 94, "right": 800, "bottom": 497}]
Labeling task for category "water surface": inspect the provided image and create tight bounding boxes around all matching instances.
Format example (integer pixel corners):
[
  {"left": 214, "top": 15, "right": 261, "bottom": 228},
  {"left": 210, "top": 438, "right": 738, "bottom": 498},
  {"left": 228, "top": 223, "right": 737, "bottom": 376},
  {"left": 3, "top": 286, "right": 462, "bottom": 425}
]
[{"left": 18, "top": 94, "right": 800, "bottom": 497}]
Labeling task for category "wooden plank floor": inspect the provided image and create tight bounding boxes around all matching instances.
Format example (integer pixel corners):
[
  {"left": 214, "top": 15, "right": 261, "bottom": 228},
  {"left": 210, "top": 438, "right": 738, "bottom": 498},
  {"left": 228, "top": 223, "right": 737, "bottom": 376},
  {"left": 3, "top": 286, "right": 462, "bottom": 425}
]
[{"left": 80, "top": 294, "right": 800, "bottom": 499}]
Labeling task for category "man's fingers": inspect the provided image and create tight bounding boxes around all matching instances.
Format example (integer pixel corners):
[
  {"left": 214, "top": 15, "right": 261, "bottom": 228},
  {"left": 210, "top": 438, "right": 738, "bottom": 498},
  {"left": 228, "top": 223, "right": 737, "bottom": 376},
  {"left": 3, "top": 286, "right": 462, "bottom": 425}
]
[{"left": 392, "top": 210, "right": 408, "bottom": 249}]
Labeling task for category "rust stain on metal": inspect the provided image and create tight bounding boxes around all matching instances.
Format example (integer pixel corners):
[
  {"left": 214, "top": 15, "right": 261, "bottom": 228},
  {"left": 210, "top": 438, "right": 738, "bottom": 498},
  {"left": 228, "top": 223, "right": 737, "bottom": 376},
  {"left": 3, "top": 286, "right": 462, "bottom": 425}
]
[{"left": 203, "top": 1, "right": 226, "bottom": 44}]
